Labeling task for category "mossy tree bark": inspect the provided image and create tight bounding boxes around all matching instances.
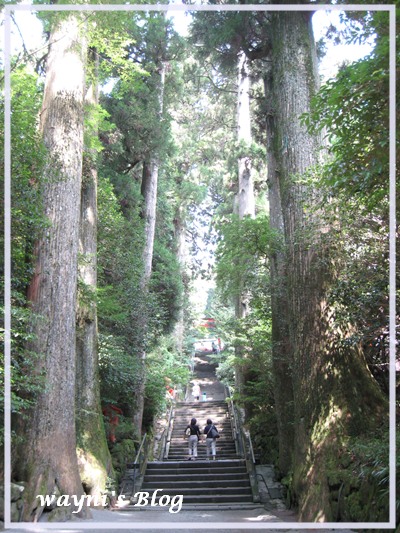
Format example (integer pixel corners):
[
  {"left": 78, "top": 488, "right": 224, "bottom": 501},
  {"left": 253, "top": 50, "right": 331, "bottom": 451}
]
[
  {"left": 264, "top": 10, "right": 388, "bottom": 520},
  {"left": 16, "top": 13, "right": 89, "bottom": 521},
  {"left": 75, "top": 49, "right": 114, "bottom": 500}
]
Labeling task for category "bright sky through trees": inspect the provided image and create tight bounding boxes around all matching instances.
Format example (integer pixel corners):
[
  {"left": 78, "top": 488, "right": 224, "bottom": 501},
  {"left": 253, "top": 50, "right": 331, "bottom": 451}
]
[{"left": 5, "top": 6, "right": 375, "bottom": 77}]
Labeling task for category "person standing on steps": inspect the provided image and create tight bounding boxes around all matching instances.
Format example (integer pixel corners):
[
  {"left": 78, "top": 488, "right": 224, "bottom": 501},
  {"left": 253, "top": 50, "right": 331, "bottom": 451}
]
[
  {"left": 192, "top": 383, "right": 201, "bottom": 402},
  {"left": 185, "top": 417, "right": 201, "bottom": 460},
  {"left": 204, "top": 418, "right": 219, "bottom": 460}
]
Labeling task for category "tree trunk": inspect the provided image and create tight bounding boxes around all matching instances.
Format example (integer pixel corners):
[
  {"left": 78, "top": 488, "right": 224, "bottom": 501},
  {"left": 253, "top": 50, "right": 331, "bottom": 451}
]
[
  {"left": 133, "top": 62, "right": 166, "bottom": 435},
  {"left": 264, "top": 10, "right": 388, "bottom": 520},
  {"left": 75, "top": 49, "right": 113, "bottom": 501},
  {"left": 237, "top": 51, "right": 255, "bottom": 221},
  {"left": 16, "top": 14, "right": 89, "bottom": 521},
  {"left": 173, "top": 209, "right": 189, "bottom": 355},
  {"left": 235, "top": 51, "right": 255, "bottom": 398}
]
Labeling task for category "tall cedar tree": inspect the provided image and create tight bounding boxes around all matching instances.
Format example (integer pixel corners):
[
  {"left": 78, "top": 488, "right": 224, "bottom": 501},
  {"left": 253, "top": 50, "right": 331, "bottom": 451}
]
[
  {"left": 75, "top": 48, "right": 113, "bottom": 499},
  {"left": 234, "top": 50, "right": 256, "bottom": 397},
  {"left": 14, "top": 13, "right": 90, "bottom": 520},
  {"left": 264, "top": 10, "right": 388, "bottom": 520},
  {"left": 133, "top": 14, "right": 168, "bottom": 435}
]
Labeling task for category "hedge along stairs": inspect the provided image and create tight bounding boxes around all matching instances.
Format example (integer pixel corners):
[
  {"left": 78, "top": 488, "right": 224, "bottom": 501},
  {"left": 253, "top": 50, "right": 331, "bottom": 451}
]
[{"left": 120, "top": 352, "right": 261, "bottom": 510}]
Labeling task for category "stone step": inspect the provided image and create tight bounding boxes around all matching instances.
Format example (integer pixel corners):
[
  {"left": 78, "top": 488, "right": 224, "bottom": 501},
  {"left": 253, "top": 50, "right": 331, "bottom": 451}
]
[
  {"left": 141, "top": 479, "right": 251, "bottom": 490},
  {"left": 133, "top": 493, "right": 254, "bottom": 504},
  {"left": 137, "top": 502, "right": 263, "bottom": 512},
  {"left": 166, "top": 456, "right": 238, "bottom": 462},
  {"left": 143, "top": 472, "right": 248, "bottom": 482},
  {"left": 170, "top": 442, "right": 234, "bottom": 448},
  {"left": 140, "top": 486, "right": 252, "bottom": 498},
  {"left": 174, "top": 416, "right": 229, "bottom": 422},
  {"left": 173, "top": 418, "right": 230, "bottom": 424},
  {"left": 171, "top": 440, "right": 233, "bottom": 446},
  {"left": 146, "top": 459, "right": 245, "bottom": 468},
  {"left": 167, "top": 450, "right": 237, "bottom": 458},
  {"left": 174, "top": 433, "right": 230, "bottom": 439},
  {"left": 145, "top": 463, "right": 247, "bottom": 475},
  {"left": 121, "top": 502, "right": 263, "bottom": 512},
  {"left": 175, "top": 400, "right": 228, "bottom": 408},
  {"left": 169, "top": 444, "right": 235, "bottom": 450},
  {"left": 173, "top": 424, "right": 231, "bottom": 430},
  {"left": 174, "top": 409, "right": 228, "bottom": 415}
]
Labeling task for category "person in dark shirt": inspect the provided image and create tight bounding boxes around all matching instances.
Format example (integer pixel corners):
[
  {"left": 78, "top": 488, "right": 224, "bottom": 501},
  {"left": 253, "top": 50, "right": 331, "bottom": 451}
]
[
  {"left": 204, "top": 418, "right": 218, "bottom": 460},
  {"left": 184, "top": 417, "right": 201, "bottom": 460}
]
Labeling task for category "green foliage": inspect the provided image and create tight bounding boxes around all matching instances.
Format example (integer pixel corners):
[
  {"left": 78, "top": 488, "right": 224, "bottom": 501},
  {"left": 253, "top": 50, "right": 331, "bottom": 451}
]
[
  {"left": 142, "top": 335, "right": 190, "bottom": 430},
  {"left": 149, "top": 243, "right": 183, "bottom": 333},
  {"left": 228, "top": 139, "right": 267, "bottom": 173},
  {"left": 84, "top": 102, "right": 114, "bottom": 156},
  {"left": 302, "top": 12, "right": 392, "bottom": 208},
  {"left": 0, "top": 66, "right": 47, "bottom": 445},
  {"left": 300, "top": 11, "right": 394, "bottom": 397},
  {"left": 1, "top": 66, "right": 46, "bottom": 292},
  {"left": 87, "top": 11, "right": 149, "bottom": 86},
  {"left": 322, "top": 427, "right": 398, "bottom": 523},
  {"left": 189, "top": 10, "right": 269, "bottom": 75},
  {"left": 98, "top": 334, "right": 139, "bottom": 408},
  {"left": 348, "top": 430, "right": 393, "bottom": 510},
  {"left": 215, "top": 214, "right": 274, "bottom": 302},
  {"left": 99, "top": 12, "right": 183, "bottom": 174},
  {"left": 324, "top": 198, "right": 392, "bottom": 396},
  {"left": 97, "top": 171, "right": 151, "bottom": 396},
  {"left": 212, "top": 211, "right": 277, "bottom": 463},
  {"left": 0, "top": 304, "right": 46, "bottom": 447}
]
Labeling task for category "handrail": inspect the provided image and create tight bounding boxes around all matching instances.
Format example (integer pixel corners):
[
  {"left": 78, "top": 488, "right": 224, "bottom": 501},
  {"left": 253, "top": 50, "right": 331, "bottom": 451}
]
[
  {"left": 134, "top": 432, "right": 147, "bottom": 468},
  {"left": 240, "top": 427, "right": 260, "bottom": 503},
  {"left": 223, "top": 385, "right": 260, "bottom": 503},
  {"left": 247, "top": 428, "right": 256, "bottom": 464},
  {"left": 157, "top": 426, "right": 167, "bottom": 461},
  {"left": 120, "top": 432, "right": 147, "bottom": 498},
  {"left": 224, "top": 385, "right": 244, "bottom": 457}
]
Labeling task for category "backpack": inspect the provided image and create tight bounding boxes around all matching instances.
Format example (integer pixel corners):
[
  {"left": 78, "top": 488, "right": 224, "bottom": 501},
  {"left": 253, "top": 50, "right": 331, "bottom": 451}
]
[
  {"left": 207, "top": 426, "right": 220, "bottom": 439},
  {"left": 185, "top": 427, "right": 191, "bottom": 437}
]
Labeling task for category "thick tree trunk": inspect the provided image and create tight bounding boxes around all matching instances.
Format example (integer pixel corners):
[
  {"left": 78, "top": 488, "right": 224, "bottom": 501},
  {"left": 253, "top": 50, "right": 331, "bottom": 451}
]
[
  {"left": 75, "top": 51, "right": 113, "bottom": 501},
  {"left": 173, "top": 210, "right": 189, "bottom": 355},
  {"left": 235, "top": 51, "right": 256, "bottom": 398},
  {"left": 264, "top": 11, "right": 388, "bottom": 520},
  {"left": 141, "top": 158, "right": 159, "bottom": 284},
  {"left": 16, "top": 14, "right": 89, "bottom": 521},
  {"left": 237, "top": 51, "right": 255, "bottom": 221},
  {"left": 133, "top": 63, "right": 166, "bottom": 435}
]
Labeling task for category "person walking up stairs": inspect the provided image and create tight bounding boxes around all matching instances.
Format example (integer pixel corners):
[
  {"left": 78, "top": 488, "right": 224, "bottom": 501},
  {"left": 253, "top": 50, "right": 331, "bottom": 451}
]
[{"left": 133, "top": 351, "right": 256, "bottom": 507}]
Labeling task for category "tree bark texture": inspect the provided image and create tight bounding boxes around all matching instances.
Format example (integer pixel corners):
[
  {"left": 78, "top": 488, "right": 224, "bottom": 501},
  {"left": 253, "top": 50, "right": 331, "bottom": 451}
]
[
  {"left": 235, "top": 51, "right": 256, "bottom": 399},
  {"left": 133, "top": 62, "right": 166, "bottom": 435},
  {"left": 264, "top": 11, "right": 388, "bottom": 520},
  {"left": 173, "top": 209, "right": 189, "bottom": 355},
  {"left": 237, "top": 51, "right": 255, "bottom": 221},
  {"left": 75, "top": 51, "right": 113, "bottom": 500},
  {"left": 140, "top": 158, "right": 159, "bottom": 285},
  {"left": 18, "top": 14, "right": 89, "bottom": 521}
]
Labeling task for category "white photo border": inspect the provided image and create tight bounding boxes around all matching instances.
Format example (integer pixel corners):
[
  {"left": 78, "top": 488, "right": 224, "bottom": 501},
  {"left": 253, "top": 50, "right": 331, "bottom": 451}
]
[{"left": 3, "top": 2, "right": 396, "bottom": 530}]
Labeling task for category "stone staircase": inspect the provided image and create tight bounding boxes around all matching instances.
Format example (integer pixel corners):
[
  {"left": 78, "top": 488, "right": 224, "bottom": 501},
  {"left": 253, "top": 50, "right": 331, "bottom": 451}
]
[
  {"left": 120, "top": 352, "right": 257, "bottom": 508},
  {"left": 139, "top": 459, "right": 254, "bottom": 505},
  {"left": 167, "top": 400, "right": 237, "bottom": 460},
  {"left": 136, "top": 407, "right": 254, "bottom": 506}
]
